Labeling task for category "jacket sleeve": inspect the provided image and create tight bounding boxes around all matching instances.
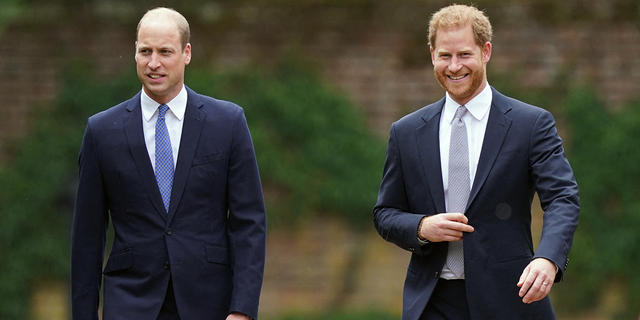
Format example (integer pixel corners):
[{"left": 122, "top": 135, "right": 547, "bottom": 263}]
[
  {"left": 226, "top": 108, "right": 267, "bottom": 319},
  {"left": 373, "top": 122, "right": 433, "bottom": 256},
  {"left": 71, "top": 120, "right": 110, "bottom": 320},
  {"left": 529, "top": 110, "right": 580, "bottom": 282}
]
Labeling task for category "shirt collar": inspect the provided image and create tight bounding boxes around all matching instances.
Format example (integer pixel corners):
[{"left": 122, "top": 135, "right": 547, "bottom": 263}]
[
  {"left": 141, "top": 86, "right": 188, "bottom": 122},
  {"left": 443, "top": 82, "right": 492, "bottom": 124}
]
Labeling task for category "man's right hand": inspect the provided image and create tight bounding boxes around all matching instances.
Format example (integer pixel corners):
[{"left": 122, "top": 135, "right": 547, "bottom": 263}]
[{"left": 419, "top": 213, "right": 474, "bottom": 242}]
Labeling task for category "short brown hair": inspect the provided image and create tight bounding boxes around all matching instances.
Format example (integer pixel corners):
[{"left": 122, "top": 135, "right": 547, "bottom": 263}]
[
  {"left": 137, "top": 7, "right": 191, "bottom": 51},
  {"left": 428, "top": 4, "right": 492, "bottom": 48}
]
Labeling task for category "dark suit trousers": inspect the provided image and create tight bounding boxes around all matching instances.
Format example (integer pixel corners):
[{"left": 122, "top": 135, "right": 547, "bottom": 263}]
[
  {"left": 157, "top": 278, "right": 180, "bottom": 320},
  {"left": 420, "top": 279, "right": 472, "bottom": 320}
]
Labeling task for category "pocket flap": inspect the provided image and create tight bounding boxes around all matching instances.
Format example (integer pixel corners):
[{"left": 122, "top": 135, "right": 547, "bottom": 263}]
[
  {"left": 205, "top": 244, "right": 231, "bottom": 266},
  {"left": 103, "top": 248, "right": 133, "bottom": 274},
  {"left": 192, "top": 152, "right": 225, "bottom": 166}
]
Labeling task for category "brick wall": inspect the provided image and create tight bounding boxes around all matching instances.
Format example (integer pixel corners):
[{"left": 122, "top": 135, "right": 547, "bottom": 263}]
[
  {"left": 3, "top": 2, "right": 640, "bottom": 161},
  {"left": 0, "top": 29, "right": 59, "bottom": 161},
  {"left": 2, "top": 2, "right": 637, "bottom": 318}
]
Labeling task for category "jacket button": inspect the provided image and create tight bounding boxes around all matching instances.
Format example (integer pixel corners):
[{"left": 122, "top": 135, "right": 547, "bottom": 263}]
[
  {"left": 164, "top": 262, "right": 170, "bottom": 270},
  {"left": 166, "top": 228, "right": 172, "bottom": 235},
  {"left": 435, "top": 272, "right": 439, "bottom": 278}
]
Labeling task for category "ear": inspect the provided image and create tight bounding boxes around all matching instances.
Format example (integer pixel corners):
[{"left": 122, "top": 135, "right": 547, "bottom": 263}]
[
  {"left": 134, "top": 41, "right": 138, "bottom": 62},
  {"left": 184, "top": 43, "right": 192, "bottom": 65},
  {"left": 430, "top": 46, "right": 436, "bottom": 65},
  {"left": 482, "top": 41, "right": 491, "bottom": 64}
]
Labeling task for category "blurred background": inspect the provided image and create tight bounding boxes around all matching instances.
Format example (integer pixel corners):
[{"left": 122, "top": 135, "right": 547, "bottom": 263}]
[{"left": 1, "top": 0, "right": 640, "bottom": 319}]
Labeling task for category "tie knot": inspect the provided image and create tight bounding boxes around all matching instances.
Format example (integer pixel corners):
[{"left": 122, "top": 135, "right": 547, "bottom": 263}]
[
  {"left": 454, "top": 106, "right": 468, "bottom": 120},
  {"left": 158, "top": 104, "right": 169, "bottom": 119}
]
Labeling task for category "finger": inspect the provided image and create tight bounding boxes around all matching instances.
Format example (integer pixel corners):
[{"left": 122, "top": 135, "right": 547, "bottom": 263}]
[
  {"left": 444, "top": 234, "right": 463, "bottom": 242},
  {"left": 457, "top": 223, "right": 474, "bottom": 233},
  {"left": 456, "top": 213, "right": 469, "bottom": 224},
  {"left": 542, "top": 281, "right": 553, "bottom": 295},
  {"left": 522, "top": 280, "right": 542, "bottom": 303},
  {"left": 446, "top": 212, "right": 468, "bottom": 224},
  {"left": 445, "top": 220, "right": 474, "bottom": 233},
  {"left": 522, "top": 268, "right": 553, "bottom": 303},
  {"left": 440, "top": 230, "right": 463, "bottom": 242},
  {"left": 517, "top": 265, "right": 531, "bottom": 295},
  {"left": 447, "top": 226, "right": 469, "bottom": 237},
  {"left": 520, "top": 274, "right": 539, "bottom": 302},
  {"left": 539, "top": 281, "right": 552, "bottom": 296},
  {"left": 425, "top": 214, "right": 473, "bottom": 242},
  {"left": 523, "top": 279, "right": 551, "bottom": 303},
  {"left": 425, "top": 228, "right": 458, "bottom": 243},
  {"left": 517, "top": 264, "right": 530, "bottom": 287}
]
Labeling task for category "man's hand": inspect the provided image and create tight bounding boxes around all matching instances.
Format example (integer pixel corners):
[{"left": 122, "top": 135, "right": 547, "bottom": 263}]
[
  {"left": 517, "top": 258, "right": 557, "bottom": 304},
  {"left": 419, "top": 213, "right": 474, "bottom": 242},
  {"left": 227, "top": 312, "right": 251, "bottom": 320}
]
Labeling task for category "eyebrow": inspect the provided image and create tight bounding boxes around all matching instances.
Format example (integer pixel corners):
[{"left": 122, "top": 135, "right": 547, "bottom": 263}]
[
  {"left": 436, "top": 47, "right": 475, "bottom": 54},
  {"left": 137, "top": 44, "right": 178, "bottom": 51}
]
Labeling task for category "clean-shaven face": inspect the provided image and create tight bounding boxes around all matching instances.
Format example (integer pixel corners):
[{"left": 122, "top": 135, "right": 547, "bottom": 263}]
[
  {"left": 431, "top": 25, "right": 491, "bottom": 106},
  {"left": 135, "top": 17, "right": 191, "bottom": 105}
]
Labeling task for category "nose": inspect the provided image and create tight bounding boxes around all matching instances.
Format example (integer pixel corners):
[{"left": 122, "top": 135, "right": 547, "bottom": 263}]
[
  {"left": 448, "top": 56, "right": 463, "bottom": 73},
  {"left": 148, "top": 52, "right": 161, "bottom": 69}
]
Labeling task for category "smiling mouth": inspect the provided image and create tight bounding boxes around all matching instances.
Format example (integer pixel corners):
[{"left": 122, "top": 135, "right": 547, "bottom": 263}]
[
  {"left": 448, "top": 74, "right": 468, "bottom": 80},
  {"left": 148, "top": 74, "right": 164, "bottom": 79}
]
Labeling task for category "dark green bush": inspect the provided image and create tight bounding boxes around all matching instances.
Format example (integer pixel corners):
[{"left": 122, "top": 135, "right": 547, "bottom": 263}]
[
  {"left": 553, "top": 86, "right": 640, "bottom": 319},
  {"left": 186, "top": 61, "right": 386, "bottom": 228},
  {"left": 0, "top": 62, "right": 139, "bottom": 319},
  {"left": 0, "top": 60, "right": 386, "bottom": 318},
  {"left": 6, "top": 57, "right": 640, "bottom": 320}
]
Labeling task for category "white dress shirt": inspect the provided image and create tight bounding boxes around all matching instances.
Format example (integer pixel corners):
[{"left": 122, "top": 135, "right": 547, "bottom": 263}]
[
  {"left": 141, "top": 86, "right": 187, "bottom": 171},
  {"left": 438, "top": 83, "right": 492, "bottom": 279}
]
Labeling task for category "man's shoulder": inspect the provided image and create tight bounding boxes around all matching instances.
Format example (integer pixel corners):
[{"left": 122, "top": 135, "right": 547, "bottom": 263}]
[
  {"left": 186, "top": 87, "right": 243, "bottom": 116},
  {"left": 492, "top": 88, "right": 549, "bottom": 117},
  {"left": 394, "top": 97, "right": 445, "bottom": 128},
  {"left": 88, "top": 93, "right": 140, "bottom": 124}
]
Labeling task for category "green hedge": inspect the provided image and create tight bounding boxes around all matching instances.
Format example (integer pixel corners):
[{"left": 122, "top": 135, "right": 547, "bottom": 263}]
[
  {"left": 4, "top": 59, "right": 640, "bottom": 319},
  {"left": 186, "top": 61, "right": 386, "bottom": 228},
  {"left": 0, "top": 60, "right": 386, "bottom": 319},
  {"left": 553, "top": 87, "right": 640, "bottom": 319},
  {"left": 0, "top": 63, "right": 138, "bottom": 319}
]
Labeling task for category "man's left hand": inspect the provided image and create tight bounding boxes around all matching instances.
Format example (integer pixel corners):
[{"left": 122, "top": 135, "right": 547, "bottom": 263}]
[
  {"left": 517, "top": 258, "right": 556, "bottom": 304},
  {"left": 227, "top": 312, "right": 251, "bottom": 320}
]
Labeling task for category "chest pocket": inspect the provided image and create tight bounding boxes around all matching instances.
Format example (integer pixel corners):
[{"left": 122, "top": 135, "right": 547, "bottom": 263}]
[
  {"left": 192, "top": 152, "right": 225, "bottom": 166},
  {"left": 495, "top": 149, "right": 527, "bottom": 163}
]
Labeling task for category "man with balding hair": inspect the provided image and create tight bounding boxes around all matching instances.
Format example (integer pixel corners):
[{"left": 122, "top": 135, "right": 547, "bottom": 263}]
[
  {"left": 373, "top": 4, "right": 579, "bottom": 320},
  {"left": 71, "top": 7, "right": 266, "bottom": 320}
]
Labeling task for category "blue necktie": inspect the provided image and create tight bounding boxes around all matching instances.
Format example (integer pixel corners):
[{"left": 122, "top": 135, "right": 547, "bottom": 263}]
[{"left": 155, "top": 104, "right": 174, "bottom": 213}]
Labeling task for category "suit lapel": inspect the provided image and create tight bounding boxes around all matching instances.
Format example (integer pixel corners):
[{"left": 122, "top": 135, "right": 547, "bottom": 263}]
[
  {"left": 468, "top": 88, "right": 512, "bottom": 208},
  {"left": 123, "top": 93, "right": 168, "bottom": 221},
  {"left": 416, "top": 99, "right": 447, "bottom": 214},
  {"left": 166, "top": 88, "right": 205, "bottom": 223}
]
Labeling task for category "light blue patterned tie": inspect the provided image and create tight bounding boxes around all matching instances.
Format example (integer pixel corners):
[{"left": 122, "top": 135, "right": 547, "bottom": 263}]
[
  {"left": 155, "top": 104, "right": 174, "bottom": 213},
  {"left": 446, "top": 106, "right": 470, "bottom": 277}
]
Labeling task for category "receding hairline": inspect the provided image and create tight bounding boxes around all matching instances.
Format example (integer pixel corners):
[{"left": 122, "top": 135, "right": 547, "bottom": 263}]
[{"left": 136, "top": 7, "right": 190, "bottom": 50}]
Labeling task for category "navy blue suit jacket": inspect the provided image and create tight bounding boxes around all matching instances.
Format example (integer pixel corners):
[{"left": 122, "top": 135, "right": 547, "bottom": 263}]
[
  {"left": 373, "top": 87, "right": 579, "bottom": 320},
  {"left": 71, "top": 87, "right": 267, "bottom": 320}
]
